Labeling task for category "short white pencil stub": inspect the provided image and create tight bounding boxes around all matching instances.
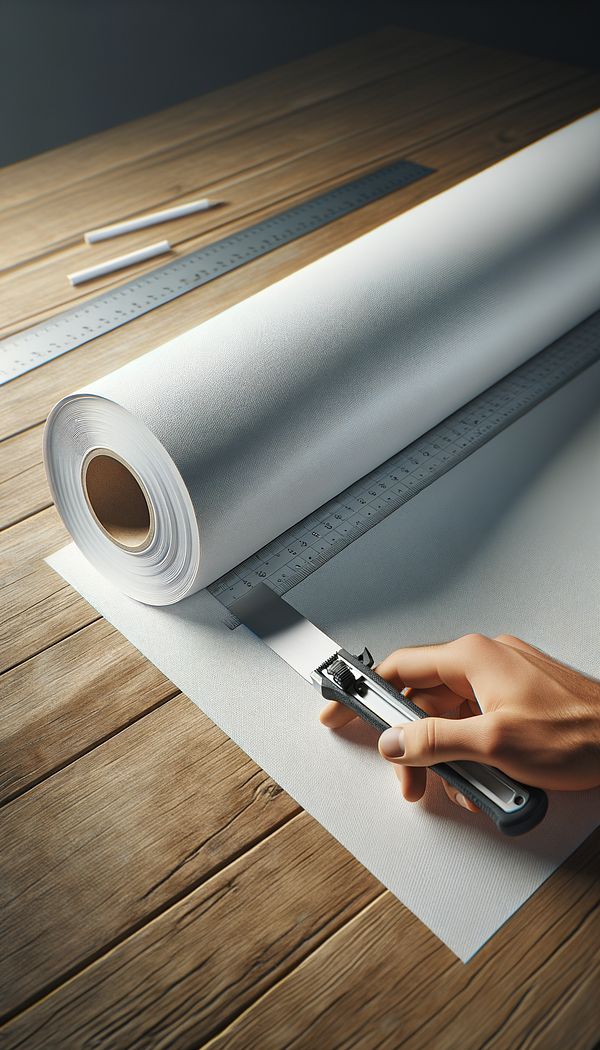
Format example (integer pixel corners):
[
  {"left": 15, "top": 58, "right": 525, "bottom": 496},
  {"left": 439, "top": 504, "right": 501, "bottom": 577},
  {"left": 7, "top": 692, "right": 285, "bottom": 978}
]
[
  {"left": 84, "top": 199, "right": 219, "bottom": 243},
  {"left": 67, "top": 240, "right": 171, "bottom": 286}
]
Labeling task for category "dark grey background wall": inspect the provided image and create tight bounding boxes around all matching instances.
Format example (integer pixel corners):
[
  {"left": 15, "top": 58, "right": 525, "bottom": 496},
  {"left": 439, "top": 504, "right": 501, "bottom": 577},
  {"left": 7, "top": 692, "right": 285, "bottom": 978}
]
[{"left": 1, "top": 0, "right": 598, "bottom": 167}]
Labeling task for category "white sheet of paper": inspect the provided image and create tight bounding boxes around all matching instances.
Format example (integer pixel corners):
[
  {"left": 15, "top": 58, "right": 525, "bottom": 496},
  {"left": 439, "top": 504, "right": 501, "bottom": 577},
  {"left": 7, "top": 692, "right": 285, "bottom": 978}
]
[{"left": 49, "top": 362, "right": 600, "bottom": 961}]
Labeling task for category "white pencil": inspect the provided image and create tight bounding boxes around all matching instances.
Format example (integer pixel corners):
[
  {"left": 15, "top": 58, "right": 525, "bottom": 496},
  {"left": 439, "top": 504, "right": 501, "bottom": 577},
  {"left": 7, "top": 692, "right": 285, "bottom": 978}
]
[
  {"left": 67, "top": 240, "right": 171, "bottom": 286},
  {"left": 84, "top": 198, "right": 220, "bottom": 243}
]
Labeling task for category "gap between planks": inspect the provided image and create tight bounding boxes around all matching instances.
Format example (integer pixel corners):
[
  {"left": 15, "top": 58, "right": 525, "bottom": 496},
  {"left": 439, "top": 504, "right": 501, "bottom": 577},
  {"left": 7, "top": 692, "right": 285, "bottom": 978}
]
[
  {"left": 196, "top": 839, "right": 600, "bottom": 1050},
  {"left": 0, "top": 808, "right": 304, "bottom": 1028},
  {"left": 0, "top": 678, "right": 181, "bottom": 809}
]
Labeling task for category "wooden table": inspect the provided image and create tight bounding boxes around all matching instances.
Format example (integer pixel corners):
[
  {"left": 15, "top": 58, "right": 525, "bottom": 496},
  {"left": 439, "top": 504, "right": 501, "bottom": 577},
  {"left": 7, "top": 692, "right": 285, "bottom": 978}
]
[{"left": 1, "top": 27, "right": 599, "bottom": 1049}]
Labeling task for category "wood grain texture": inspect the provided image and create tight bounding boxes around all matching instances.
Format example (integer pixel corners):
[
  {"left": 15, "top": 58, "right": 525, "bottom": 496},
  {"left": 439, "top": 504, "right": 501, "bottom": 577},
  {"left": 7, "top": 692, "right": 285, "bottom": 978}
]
[
  {"left": 0, "top": 27, "right": 598, "bottom": 1050},
  {"left": 0, "top": 27, "right": 458, "bottom": 212},
  {"left": 0, "top": 42, "right": 535, "bottom": 317},
  {"left": 0, "top": 694, "right": 300, "bottom": 1020},
  {"left": 0, "top": 814, "right": 382, "bottom": 1047},
  {"left": 0, "top": 508, "right": 96, "bottom": 674},
  {"left": 200, "top": 834, "right": 600, "bottom": 1050},
  {"left": 0, "top": 617, "right": 176, "bottom": 804},
  {"left": 1, "top": 41, "right": 483, "bottom": 270},
  {"left": 2, "top": 828, "right": 597, "bottom": 1049},
  {"left": 0, "top": 424, "right": 47, "bottom": 530}
]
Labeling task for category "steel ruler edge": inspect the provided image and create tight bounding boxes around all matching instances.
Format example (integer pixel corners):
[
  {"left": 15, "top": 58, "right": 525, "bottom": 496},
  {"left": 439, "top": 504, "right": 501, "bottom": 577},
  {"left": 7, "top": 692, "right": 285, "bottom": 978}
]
[
  {"left": 208, "top": 310, "right": 600, "bottom": 627},
  {"left": 0, "top": 159, "right": 433, "bottom": 385}
]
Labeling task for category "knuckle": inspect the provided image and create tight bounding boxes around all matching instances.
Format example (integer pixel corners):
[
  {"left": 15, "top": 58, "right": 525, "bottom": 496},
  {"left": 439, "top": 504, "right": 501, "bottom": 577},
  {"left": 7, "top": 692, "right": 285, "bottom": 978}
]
[
  {"left": 413, "top": 717, "right": 438, "bottom": 760},
  {"left": 424, "top": 718, "right": 438, "bottom": 756},
  {"left": 456, "top": 632, "right": 491, "bottom": 657},
  {"left": 379, "top": 649, "right": 403, "bottom": 675},
  {"left": 494, "top": 633, "right": 521, "bottom": 646}
]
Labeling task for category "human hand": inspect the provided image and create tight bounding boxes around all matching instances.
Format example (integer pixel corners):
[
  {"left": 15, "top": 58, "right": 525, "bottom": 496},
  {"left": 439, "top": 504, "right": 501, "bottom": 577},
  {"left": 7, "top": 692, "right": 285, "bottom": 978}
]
[{"left": 320, "top": 634, "right": 600, "bottom": 812}]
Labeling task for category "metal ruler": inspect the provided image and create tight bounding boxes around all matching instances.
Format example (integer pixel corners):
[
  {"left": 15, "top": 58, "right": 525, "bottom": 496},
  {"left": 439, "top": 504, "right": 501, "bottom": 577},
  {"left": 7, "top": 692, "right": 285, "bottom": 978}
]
[
  {"left": 0, "top": 158, "right": 433, "bottom": 385},
  {"left": 208, "top": 310, "right": 600, "bottom": 626}
]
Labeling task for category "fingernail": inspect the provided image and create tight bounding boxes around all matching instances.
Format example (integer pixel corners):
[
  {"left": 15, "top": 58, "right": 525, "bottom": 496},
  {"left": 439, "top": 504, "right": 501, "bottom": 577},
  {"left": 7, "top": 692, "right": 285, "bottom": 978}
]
[
  {"left": 379, "top": 727, "right": 405, "bottom": 759},
  {"left": 456, "top": 793, "right": 470, "bottom": 810}
]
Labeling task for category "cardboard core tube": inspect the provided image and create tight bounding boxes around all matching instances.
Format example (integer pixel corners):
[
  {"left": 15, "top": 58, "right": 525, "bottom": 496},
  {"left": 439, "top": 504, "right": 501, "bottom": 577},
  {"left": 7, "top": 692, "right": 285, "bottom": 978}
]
[{"left": 84, "top": 451, "right": 153, "bottom": 551}]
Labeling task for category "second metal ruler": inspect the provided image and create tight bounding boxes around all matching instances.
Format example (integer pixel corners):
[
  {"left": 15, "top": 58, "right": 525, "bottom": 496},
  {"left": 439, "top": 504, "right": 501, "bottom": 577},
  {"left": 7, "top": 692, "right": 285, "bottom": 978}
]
[
  {"left": 0, "top": 158, "right": 433, "bottom": 385},
  {"left": 208, "top": 311, "right": 600, "bottom": 625}
]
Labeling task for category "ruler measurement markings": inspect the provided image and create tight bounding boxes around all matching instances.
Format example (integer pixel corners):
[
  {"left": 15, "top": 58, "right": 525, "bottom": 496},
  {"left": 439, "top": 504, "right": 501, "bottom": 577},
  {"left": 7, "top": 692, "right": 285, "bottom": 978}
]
[{"left": 209, "top": 311, "right": 600, "bottom": 622}]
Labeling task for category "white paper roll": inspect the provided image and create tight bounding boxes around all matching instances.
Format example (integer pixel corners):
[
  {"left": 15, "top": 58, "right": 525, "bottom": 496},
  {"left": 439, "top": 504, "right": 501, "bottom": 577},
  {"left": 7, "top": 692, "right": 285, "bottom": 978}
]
[{"left": 44, "top": 111, "right": 600, "bottom": 605}]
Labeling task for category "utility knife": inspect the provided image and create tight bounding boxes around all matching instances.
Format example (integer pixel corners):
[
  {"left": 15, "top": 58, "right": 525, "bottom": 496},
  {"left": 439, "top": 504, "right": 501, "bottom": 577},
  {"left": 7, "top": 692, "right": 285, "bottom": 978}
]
[{"left": 232, "top": 583, "right": 548, "bottom": 836}]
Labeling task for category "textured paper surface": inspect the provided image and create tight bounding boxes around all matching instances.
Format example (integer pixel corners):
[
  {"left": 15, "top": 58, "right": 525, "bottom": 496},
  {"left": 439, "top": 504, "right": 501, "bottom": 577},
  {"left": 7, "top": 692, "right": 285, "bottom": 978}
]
[{"left": 49, "top": 363, "right": 600, "bottom": 960}]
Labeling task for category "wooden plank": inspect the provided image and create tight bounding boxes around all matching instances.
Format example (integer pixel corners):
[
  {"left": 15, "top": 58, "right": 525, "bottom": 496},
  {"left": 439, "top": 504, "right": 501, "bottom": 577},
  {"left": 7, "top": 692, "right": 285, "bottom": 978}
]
[
  {"left": 0, "top": 812, "right": 381, "bottom": 1043},
  {"left": 0, "top": 618, "right": 177, "bottom": 805},
  {"left": 2, "top": 69, "right": 597, "bottom": 447},
  {"left": 0, "top": 694, "right": 305, "bottom": 1020},
  {"left": 0, "top": 46, "right": 574, "bottom": 336},
  {"left": 0, "top": 28, "right": 460, "bottom": 211}
]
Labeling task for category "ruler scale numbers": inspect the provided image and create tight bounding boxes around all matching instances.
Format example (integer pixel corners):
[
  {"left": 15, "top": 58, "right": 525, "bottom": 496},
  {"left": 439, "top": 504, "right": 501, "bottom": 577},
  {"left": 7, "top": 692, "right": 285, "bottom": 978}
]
[
  {"left": 209, "top": 311, "right": 600, "bottom": 625},
  {"left": 0, "top": 159, "right": 433, "bottom": 385}
]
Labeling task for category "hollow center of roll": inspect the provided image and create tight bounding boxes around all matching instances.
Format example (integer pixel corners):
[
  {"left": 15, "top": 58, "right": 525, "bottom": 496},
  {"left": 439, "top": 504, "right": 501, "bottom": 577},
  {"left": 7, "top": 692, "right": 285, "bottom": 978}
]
[{"left": 84, "top": 452, "right": 152, "bottom": 551}]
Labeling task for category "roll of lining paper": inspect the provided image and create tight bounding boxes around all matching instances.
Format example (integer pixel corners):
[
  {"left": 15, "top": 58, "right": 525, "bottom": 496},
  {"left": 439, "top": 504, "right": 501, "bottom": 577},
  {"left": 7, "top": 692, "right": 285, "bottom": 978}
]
[{"left": 44, "top": 111, "right": 600, "bottom": 606}]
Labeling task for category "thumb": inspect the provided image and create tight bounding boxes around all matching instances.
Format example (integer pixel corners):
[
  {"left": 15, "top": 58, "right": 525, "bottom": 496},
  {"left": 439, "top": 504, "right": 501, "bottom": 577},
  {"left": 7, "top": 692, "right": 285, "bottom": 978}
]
[{"left": 378, "top": 714, "right": 493, "bottom": 767}]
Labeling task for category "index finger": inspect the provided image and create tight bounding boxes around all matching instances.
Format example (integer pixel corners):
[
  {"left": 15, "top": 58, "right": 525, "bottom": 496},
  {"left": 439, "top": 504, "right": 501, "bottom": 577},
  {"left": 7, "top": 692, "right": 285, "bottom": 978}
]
[{"left": 375, "top": 635, "right": 502, "bottom": 702}]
